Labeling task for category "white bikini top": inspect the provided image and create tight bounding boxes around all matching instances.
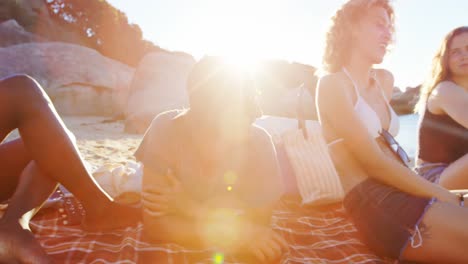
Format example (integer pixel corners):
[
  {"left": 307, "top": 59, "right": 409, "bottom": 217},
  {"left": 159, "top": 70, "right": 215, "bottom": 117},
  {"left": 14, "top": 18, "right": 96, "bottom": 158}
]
[
  {"left": 344, "top": 67, "right": 399, "bottom": 137},
  {"left": 328, "top": 68, "right": 399, "bottom": 146}
]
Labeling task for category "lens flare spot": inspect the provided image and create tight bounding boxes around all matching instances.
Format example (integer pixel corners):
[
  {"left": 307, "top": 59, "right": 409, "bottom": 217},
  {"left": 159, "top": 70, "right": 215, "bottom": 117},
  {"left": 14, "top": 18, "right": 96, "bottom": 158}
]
[
  {"left": 213, "top": 252, "right": 224, "bottom": 264},
  {"left": 227, "top": 186, "right": 233, "bottom": 191}
]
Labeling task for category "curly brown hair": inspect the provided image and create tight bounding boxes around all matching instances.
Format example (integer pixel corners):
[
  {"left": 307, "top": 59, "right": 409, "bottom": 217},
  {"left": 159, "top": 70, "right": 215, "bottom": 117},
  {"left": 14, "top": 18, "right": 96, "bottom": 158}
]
[
  {"left": 415, "top": 26, "right": 468, "bottom": 113},
  {"left": 322, "top": 0, "right": 395, "bottom": 73}
]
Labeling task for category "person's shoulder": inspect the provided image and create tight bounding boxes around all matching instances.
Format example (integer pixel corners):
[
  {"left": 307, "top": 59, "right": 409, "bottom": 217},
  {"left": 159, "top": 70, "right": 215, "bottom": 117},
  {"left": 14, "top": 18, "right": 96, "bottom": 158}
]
[
  {"left": 149, "top": 109, "right": 185, "bottom": 128},
  {"left": 250, "top": 124, "right": 273, "bottom": 144},
  {"left": 430, "top": 81, "right": 465, "bottom": 107},
  {"left": 144, "top": 109, "right": 186, "bottom": 137},
  {"left": 249, "top": 124, "right": 278, "bottom": 154},
  {"left": 318, "top": 72, "right": 349, "bottom": 87},
  {"left": 434, "top": 81, "right": 460, "bottom": 96},
  {"left": 374, "top": 68, "right": 394, "bottom": 97},
  {"left": 374, "top": 68, "right": 394, "bottom": 83},
  {"left": 317, "top": 72, "right": 350, "bottom": 97}
]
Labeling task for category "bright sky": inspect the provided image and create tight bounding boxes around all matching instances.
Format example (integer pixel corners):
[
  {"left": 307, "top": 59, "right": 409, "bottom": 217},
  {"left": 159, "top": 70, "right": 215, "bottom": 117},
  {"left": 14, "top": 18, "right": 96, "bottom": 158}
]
[{"left": 107, "top": 0, "right": 467, "bottom": 89}]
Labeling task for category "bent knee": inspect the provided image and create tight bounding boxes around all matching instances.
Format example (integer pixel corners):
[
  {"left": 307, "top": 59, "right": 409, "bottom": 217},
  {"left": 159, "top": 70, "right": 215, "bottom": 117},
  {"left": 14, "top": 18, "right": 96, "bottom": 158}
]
[{"left": 0, "top": 75, "right": 50, "bottom": 103}]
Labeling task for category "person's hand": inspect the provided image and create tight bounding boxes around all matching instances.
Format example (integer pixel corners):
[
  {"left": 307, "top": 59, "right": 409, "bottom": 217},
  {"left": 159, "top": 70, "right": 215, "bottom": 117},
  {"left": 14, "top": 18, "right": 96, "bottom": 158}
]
[
  {"left": 142, "top": 169, "right": 185, "bottom": 217},
  {"left": 242, "top": 226, "right": 289, "bottom": 263}
]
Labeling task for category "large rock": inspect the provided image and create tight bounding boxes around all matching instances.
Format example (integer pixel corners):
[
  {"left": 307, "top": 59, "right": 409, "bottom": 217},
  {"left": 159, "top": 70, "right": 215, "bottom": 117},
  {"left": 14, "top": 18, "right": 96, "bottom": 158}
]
[
  {"left": 258, "top": 61, "right": 318, "bottom": 119},
  {"left": 390, "top": 85, "right": 421, "bottom": 115},
  {"left": 125, "top": 51, "right": 195, "bottom": 133},
  {"left": 0, "top": 42, "right": 134, "bottom": 115},
  {"left": 0, "top": 19, "right": 44, "bottom": 47}
]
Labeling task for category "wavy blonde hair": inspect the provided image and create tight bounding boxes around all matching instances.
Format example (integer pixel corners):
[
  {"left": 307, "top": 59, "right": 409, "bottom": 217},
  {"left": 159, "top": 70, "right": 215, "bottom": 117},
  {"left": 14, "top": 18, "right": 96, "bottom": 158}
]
[
  {"left": 322, "top": 0, "right": 395, "bottom": 73},
  {"left": 415, "top": 26, "right": 468, "bottom": 113}
]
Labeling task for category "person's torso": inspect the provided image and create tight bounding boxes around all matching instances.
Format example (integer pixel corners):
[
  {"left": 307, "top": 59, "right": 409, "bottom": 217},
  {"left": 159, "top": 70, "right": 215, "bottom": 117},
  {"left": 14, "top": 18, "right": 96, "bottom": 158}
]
[
  {"left": 417, "top": 108, "right": 468, "bottom": 164},
  {"left": 322, "top": 70, "right": 400, "bottom": 194},
  {"left": 169, "top": 116, "right": 258, "bottom": 209}
]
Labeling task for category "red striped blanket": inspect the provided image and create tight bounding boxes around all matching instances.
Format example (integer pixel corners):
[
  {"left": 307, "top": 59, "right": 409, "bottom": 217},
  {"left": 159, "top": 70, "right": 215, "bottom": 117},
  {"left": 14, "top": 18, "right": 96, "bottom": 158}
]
[{"left": 30, "top": 196, "right": 391, "bottom": 263}]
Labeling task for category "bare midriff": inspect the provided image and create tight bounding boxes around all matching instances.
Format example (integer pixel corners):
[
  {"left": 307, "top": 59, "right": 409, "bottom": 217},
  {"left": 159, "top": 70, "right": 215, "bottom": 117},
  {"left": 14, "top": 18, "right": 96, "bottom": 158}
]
[{"left": 324, "top": 126, "right": 402, "bottom": 195}]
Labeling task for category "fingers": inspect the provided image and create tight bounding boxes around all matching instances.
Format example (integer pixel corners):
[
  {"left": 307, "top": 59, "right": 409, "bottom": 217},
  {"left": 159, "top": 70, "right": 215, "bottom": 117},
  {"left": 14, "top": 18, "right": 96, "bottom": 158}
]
[
  {"left": 142, "top": 192, "right": 169, "bottom": 214},
  {"left": 142, "top": 193, "right": 168, "bottom": 205},
  {"left": 260, "top": 241, "right": 277, "bottom": 262},
  {"left": 256, "top": 230, "right": 289, "bottom": 263},
  {"left": 143, "top": 185, "right": 171, "bottom": 195},
  {"left": 266, "top": 237, "right": 282, "bottom": 257},
  {"left": 143, "top": 208, "right": 166, "bottom": 217},
  {"left": 142, "top": 199, "right": 168, "bottom": 213}
]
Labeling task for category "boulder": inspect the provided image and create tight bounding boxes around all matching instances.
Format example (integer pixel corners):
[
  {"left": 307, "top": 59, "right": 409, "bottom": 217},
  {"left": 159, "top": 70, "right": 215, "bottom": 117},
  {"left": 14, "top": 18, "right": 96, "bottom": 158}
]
[
  {"left": 0, "top": 42, "right": 134, "bottom": 115},
  {"left": 124, "top": 51, "right": 195, "bottom": 133},
  {"left": 50, "top": 83, "right": 114, "bottom": 116},
  {"left": 390, "top": 85, "right": 421, "bottom": 115},
  {"left": 0, "top": 19, "right": 44, "bottom": 47},
  {"left": 258, "top": 61, "right": 318, "bottom": 119}
]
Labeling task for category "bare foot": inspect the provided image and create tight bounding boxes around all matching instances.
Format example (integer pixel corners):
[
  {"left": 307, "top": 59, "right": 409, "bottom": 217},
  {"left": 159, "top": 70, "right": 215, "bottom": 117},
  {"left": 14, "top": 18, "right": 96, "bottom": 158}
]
[
  {"left": 81, "top": 203, "right": 141, "bottom": 232},
  {"left": 0, "top": 221, "right": 51, "bottom": 264}
]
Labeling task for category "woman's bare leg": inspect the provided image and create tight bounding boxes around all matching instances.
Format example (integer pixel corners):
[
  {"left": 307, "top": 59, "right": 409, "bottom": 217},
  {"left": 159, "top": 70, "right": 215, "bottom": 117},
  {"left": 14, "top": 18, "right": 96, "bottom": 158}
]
[
  {"left": 0, "top": 161, "right": 54, "bottom": 264},
  {"left": 401, "top": 201, "right": 468, "bottom": 263},
  {"left": 0, "top": 75, "right": 139, "bottom": 230},
  {"left": 0, "top": 75, "right": 143, "bottom": 263},
  {"left": 0, "top": 138, "right": 52, "bottom": 263},
  {"left": 438, "top": 153, "right": 468, "bottom": 189},
  {"left": 0, "top": 139, "right": 30, "bottom": 202},
  {"left": 2, "top": 161, "right": 57, "bottom": 230}
]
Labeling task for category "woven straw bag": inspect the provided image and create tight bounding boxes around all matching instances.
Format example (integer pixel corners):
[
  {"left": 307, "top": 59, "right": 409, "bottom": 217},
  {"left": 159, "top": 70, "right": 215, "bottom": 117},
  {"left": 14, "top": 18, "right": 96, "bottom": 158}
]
[{"left": 282, "top": 85, "right": 344, "bottom": 205}]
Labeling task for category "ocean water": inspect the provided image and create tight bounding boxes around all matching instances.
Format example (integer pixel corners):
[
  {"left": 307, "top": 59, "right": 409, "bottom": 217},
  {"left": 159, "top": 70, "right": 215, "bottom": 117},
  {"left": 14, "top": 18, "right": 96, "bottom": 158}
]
[{"left": 396, "top": 114, "right": 419, "bottom": 158}]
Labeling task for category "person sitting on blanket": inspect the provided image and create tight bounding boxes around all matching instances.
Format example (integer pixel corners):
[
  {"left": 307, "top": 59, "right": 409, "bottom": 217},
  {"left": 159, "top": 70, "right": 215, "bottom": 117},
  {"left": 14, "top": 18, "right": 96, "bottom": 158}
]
[
  {"left": 0, "top": 75, "right": 140, "bottom": 264},
  {"left": 414, "top": 26, "right": 468, "bottom": 188},
  {"left": 137, "top": 56, "right": 288, "bottom": 262},
  {"left": 317, "top": 0, "right": 468, "bottom": 263}
]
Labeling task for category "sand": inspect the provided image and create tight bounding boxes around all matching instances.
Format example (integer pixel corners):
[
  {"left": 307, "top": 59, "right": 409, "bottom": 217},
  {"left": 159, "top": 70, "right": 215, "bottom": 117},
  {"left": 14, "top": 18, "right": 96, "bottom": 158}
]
[{"left": 6, "top": 116, "right": 143, "bottom": 171}]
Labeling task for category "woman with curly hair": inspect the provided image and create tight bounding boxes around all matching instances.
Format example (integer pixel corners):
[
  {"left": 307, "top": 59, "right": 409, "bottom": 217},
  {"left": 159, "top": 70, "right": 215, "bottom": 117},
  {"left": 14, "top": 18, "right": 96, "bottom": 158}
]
[
  {"left": 415, "top": 26, "right": 468, "bottom": 188},
  {"left": 316, "top": 0, "right": 468, "bottom": 262}
]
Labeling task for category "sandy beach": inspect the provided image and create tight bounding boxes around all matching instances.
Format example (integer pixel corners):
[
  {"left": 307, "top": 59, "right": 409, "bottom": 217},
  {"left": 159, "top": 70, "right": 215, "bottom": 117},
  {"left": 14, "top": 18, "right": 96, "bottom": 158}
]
[
  {"left": 5, "top": 114, "right": 419, "bottom": 170},
  {"left": 6, "top": 116, "right": 143, "bottom": 171}
]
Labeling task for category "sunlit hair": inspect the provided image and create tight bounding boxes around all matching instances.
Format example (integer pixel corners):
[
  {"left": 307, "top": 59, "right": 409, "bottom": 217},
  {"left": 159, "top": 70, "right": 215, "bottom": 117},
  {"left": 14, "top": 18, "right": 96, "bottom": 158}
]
[
  {"left": 415, "top": 26, "right": 468, "bottom": 113},
  {"left": 322, "top": 0, "right": 395, "bottom": 73},
  {"left": 185, "top": 56, "right": 260, "bottom": 123}
]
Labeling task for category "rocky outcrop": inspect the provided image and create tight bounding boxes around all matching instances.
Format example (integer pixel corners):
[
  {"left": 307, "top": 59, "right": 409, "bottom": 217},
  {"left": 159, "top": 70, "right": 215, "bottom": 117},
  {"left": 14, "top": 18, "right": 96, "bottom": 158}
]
[
  {"left": 0, "top": 19, "right": 44, "bottom": 47},
  {"left": 0, "top": 42, "right": 135, "bottom": 115},
  {"left": 390, "top": 85, "right": 421, "bottom": 115},
  {"left": 124, "top": 51, "right": 196, "bottom": 133},
  {"left": 258, "top": 61, "right": 318, "bottom": 120},
  {"left": 0, "top": 0, "right": 89, "bottom": 47}
]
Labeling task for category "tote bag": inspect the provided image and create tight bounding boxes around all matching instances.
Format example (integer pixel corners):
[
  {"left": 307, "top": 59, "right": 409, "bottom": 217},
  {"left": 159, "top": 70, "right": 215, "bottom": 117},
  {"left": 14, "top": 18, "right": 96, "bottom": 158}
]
[{"left": 282, "top": 85, "right": 344, "bottom": 205}]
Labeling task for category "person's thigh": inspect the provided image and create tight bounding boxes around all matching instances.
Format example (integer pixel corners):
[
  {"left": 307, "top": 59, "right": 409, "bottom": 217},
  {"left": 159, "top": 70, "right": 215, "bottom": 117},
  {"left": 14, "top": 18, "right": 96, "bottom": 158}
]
[
  {"left": 0, "top": 138, "right": 30, "bottom": 201},
  {"left": 402, "top": 201, "right": 468, "bottom": 263},
  {"left": 439, "top": 154, "right": 468, "bottom": 189}
]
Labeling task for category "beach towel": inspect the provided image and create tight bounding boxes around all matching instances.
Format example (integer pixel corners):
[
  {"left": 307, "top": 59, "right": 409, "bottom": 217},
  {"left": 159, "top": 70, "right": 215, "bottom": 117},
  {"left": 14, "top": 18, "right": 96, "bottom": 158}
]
[{"left": 30, "top": 195, "right": 390, "bottom": 264}]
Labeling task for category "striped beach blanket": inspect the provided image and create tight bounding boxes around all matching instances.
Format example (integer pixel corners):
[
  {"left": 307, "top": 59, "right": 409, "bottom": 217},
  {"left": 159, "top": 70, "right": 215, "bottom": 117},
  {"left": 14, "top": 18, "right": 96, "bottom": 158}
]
[{"left": 30, "top": 195, "right": 390, "bottom": 264}]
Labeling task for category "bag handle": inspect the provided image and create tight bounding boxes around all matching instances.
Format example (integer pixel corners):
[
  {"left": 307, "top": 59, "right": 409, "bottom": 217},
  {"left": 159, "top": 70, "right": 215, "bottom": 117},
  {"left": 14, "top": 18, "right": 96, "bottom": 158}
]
[{"left": 296, "top": 83, "right": 308, "bottom": 140}]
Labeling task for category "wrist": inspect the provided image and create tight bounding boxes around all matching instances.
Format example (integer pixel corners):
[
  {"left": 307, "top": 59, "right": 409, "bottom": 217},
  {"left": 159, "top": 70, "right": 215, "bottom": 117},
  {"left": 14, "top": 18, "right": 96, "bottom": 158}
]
[{"left": 434, "top": 187, "right": 457, "bottom": 204}]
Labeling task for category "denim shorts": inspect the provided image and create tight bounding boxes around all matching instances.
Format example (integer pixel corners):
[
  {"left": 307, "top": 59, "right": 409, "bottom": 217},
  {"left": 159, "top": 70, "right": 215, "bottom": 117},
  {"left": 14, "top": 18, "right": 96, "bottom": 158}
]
[
  {"left": 343, "top": 178, "right": 435, "bottom": 260},
  {"left": 415, "top": 162, "right": 447, "bottom": 184}
]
